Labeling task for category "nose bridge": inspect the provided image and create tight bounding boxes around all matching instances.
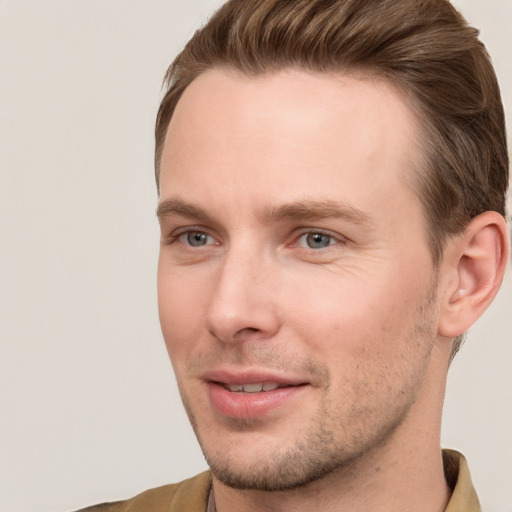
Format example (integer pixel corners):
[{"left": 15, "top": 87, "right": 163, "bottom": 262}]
[{"left": 205, "top": 240, "right": 280, "bottom": 343}]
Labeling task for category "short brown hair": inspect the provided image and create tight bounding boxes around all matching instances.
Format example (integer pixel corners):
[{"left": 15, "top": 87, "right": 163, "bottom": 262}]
[{"left": 155, "top": 0, "right": 509, "bottom": 354}]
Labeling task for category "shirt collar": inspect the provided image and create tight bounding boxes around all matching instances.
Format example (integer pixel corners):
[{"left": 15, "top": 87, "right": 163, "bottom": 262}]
[
  {"left": 207, "top": 482, "right": 216, "bottom": 512},
  {"left": 443, "top": 449, "right": 481, "bottom": 511}
]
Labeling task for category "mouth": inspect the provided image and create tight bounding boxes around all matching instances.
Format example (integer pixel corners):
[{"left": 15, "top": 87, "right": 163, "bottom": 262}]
[
  {"left": 204, "top": 372, "right": 309, "bottom": 418},
  {"left": 220, "top": 382, "right": 299, "bottom": 393}
]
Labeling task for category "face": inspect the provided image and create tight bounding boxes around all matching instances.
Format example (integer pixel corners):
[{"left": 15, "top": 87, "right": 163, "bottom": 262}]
[{"left": 157, "top": 69, "right": 440, "bottom": 491}]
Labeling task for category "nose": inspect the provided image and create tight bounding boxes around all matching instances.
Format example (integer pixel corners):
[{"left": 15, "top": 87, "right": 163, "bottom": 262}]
[{"left": 204, "top": 247, "right": 281, "bottom": 344}]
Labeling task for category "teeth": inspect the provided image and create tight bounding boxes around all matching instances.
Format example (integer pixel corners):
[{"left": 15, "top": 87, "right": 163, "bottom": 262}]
[
  {"left": 242, "top": 383, "right": 263, "bottom": 393},
  {"left": 226, "top": 382, "right": 281, "bottom": 393}
]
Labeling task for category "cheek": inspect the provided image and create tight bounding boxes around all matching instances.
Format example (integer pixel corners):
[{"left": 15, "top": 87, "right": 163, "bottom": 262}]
[
  {"left": 157, "top": 263, "right": 211, "bottom": 358},
  {"left": 284, "top": 267, "right": 426, "bottom": 361}
]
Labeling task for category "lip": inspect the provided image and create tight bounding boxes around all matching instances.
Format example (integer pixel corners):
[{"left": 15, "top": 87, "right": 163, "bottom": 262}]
[
  {"left": 203, "top": 369, "right": 309, "bottom": 419},
  {"left": 203, "top": 369, "right": 307, "bottom": 387}
]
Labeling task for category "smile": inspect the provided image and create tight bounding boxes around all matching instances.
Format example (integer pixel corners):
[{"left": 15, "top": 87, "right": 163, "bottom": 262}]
[
  {"left": 207, "top": 379, "right": 308, "bottom": 419},
  {"left": 223, "top": 382, "right": 294, "bottom": 393}
]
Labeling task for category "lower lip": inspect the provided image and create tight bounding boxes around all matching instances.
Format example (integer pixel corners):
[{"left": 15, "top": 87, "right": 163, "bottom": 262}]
[{"left": 208, "top": 383, "right": 307, "bottom": 419}]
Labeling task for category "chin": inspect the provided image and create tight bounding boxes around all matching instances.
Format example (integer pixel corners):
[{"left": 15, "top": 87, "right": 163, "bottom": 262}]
[
  {"left": 197, "top": 421, "right": 365, "bottom": 492},
  {"left": 207, "top": 450, "right": 345, "bottom": 491}
]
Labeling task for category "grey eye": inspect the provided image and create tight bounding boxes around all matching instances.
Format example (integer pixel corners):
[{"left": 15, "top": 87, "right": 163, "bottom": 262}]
[
  {"left": 186, "top": 231, "right": 210, "bottom": 246},
  {"left": 304, "top": 232, "right": 333, "bottom": 249}
]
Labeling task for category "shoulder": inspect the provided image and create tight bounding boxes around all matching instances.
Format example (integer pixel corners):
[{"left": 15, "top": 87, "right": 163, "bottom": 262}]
[{"left": 73, "top": 471, "right": 212, "bottom": 512}]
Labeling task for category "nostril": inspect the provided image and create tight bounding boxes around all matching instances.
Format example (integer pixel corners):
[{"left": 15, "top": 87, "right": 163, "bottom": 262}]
[{"left": 234, "top": 326, "right": 262, "bottom": 338}]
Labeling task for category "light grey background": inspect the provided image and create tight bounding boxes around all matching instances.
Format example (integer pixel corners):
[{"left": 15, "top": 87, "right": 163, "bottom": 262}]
[{"left": 0, "top": 1, "right": 510, "bottom": 511}]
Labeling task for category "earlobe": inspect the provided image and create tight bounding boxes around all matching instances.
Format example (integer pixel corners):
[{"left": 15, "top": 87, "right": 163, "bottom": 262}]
[{"left": 438, "top": 211, "right": 510, "bottom": 338}]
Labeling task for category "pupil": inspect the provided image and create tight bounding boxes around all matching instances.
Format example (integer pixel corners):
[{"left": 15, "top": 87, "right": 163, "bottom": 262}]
[
  {"left": 307, "top": 233, "right": 330, "bottom": 248},
  {"left": 188, "top": 232, "right": 207, "bottom": 246}
]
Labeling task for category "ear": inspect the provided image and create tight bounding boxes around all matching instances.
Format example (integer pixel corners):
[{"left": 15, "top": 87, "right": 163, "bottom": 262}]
[{"left": 438, "top": 211, "right": 510, "bottom": 338}]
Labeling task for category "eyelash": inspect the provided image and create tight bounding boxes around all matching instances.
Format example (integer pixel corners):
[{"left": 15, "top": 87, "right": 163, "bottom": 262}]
[
  {"left": 165, "top": 227, "right": 217, "bottom": 247},
  {"left": 292, "top": 230, "right": 343, "bottom": 250},
  {"left": 166, "top": 227, "right": 343, "bottom": 252}
]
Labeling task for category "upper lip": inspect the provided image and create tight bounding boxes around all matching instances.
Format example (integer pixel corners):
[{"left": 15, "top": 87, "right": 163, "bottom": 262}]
[{"left": 202, "top": 369, "right": 308, "bottom": 387}]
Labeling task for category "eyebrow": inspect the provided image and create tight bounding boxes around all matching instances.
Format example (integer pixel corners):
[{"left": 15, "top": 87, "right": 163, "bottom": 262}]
[
  {"left": 262, "top": 200, "right": 373, "bottom": 227},
  {"left": 156, "top": 198, "right": 213, "bottom": 222},
  {"left": 157, "top": 197, "right": 373, "bottom": 227}
]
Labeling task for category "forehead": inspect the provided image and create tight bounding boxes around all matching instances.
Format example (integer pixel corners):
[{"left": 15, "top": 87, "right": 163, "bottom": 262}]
[{"left": 160, "top": 68, "right": 422, "bottom": 221}]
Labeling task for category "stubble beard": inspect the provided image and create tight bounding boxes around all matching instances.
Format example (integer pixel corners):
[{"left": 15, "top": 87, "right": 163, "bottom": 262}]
[
  {"left": 178, "top": 283, "right": 439, "bottom": 492},
  {"left": 185, "top": 384, "right": 420, "bottom": 492}
]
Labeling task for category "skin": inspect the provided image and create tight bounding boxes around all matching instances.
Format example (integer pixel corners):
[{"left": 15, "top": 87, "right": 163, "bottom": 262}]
[{"left": 157, "top": 68, "right": 456, "bottom": 512}]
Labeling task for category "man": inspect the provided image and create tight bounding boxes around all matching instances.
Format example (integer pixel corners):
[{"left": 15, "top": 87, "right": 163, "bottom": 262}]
[{"left": 78, "top": 0, "right": 509, "bottom": 510}]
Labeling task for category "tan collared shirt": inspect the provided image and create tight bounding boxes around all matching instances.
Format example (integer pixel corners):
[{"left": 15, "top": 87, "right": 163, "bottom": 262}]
[
  {"left": 75, "top": 450, "right": 480, "bottom": 511},
  {"left": 443, "top": 449, "right": 481, "bottom": 512}
]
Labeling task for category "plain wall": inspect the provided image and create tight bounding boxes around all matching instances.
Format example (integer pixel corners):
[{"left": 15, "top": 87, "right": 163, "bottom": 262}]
[{"left": 0, "top": 1, "right": 510, "bottom": 511}]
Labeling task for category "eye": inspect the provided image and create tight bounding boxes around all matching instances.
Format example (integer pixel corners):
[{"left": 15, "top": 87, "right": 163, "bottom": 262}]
[
  {"left": 179, "top": 230, "right": 216, "bottom": 247},
  {"left": 296, "top": 232, "right": 337, "bottom": 249}
]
